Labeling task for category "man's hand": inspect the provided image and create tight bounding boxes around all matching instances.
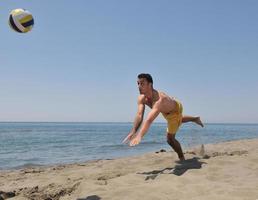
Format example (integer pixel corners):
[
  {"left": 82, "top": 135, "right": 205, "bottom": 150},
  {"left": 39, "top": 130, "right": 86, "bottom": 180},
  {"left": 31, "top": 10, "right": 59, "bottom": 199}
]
[
  {"left": 122, "top": 132, "right": 136, "bottom": 144},
  {"left": 129, "top": 134, "right": 142, "bottom": 146}
]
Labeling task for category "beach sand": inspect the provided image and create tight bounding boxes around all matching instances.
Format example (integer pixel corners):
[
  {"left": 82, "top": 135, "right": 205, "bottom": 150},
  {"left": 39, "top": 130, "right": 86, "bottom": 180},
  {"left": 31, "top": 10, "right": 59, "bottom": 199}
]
[{"left": 1, "top": 138, "right": 258, "bottom": 200}]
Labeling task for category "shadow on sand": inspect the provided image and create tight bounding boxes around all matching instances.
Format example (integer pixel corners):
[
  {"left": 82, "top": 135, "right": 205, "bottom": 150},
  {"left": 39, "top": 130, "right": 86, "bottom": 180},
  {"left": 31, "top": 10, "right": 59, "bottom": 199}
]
[
  {"left": 138, "top": 157, "right": 206, "bottom": 180},
  {"left": 77, "top": 195, "right": 101, "bottom": 200}
]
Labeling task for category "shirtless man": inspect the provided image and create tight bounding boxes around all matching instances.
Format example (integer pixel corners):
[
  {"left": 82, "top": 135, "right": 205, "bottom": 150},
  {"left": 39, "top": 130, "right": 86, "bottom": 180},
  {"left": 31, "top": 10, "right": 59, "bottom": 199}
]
[{"left": 123, "top": 73, "right": 204, "bottom": 161}]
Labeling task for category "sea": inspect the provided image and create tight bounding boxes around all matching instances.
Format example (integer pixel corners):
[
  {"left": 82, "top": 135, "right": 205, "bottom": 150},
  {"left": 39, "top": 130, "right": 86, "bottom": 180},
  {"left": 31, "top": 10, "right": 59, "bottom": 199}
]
[{"left": 0, "top": 122, "right": 258, "bottom": 170}]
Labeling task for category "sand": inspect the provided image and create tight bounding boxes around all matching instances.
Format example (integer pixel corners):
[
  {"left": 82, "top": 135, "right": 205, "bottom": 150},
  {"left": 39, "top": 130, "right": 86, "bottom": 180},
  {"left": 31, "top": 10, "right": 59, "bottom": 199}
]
[{"left": 1, "top": 138, "right": 258, "bottom": 200}]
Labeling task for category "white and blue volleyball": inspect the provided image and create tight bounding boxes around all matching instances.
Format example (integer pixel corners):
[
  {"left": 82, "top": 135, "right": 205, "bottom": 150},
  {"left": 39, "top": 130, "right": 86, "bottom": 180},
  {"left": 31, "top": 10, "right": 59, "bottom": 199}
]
[{"left": 9, "top": 8, "right": 34, "bottom": 33}]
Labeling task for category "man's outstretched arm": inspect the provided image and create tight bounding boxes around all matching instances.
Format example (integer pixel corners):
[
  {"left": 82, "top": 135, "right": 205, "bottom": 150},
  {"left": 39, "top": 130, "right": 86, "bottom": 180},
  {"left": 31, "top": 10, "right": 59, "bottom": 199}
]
[
  {"left": 129, "top": 107, "right": 160, "bottom": 146},
  {"left": 122, "top": 96, "right": 145, "bottom": 143}
]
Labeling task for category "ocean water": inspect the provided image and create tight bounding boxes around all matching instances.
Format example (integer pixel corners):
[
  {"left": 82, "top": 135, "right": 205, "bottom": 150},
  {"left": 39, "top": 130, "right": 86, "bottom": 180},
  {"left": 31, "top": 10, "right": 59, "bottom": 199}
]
[{"left": 0, "top": 122, "right": 258, "bottom": 170}]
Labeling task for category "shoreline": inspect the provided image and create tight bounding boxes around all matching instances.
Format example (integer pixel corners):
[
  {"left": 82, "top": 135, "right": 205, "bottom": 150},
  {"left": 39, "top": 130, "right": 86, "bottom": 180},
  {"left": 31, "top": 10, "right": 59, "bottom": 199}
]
[
  {"left": 1, "top": 138, "right": 258, "bottom": 199},
  {"left": 1, "top": 137, "right": 257, "bottom": 172}
]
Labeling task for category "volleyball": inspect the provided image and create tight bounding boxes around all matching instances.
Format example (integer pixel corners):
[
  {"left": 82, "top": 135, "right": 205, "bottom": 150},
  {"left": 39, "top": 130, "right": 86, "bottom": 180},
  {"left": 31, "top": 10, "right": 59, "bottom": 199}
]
[{"left": 8, "top": 8, "right": 34, "bottom": 33}]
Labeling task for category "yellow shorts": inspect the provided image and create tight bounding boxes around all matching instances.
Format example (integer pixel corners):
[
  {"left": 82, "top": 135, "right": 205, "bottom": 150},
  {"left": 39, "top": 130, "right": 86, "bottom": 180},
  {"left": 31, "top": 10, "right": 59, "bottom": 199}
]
[{"left": 162, "top": 100, "right": 183, "bottom": 134}]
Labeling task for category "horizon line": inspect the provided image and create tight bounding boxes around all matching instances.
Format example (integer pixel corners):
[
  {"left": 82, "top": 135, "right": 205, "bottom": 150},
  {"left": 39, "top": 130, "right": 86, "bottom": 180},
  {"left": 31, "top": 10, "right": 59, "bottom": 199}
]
[{"left": 0, "top": 121, "right": 257, "bottom": 125}]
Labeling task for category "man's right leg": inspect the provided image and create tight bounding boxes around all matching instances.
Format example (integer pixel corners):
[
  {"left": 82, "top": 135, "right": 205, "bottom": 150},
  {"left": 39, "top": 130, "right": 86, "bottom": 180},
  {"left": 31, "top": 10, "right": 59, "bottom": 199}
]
[
  {"left": 182, "top": 116, "right": 204, "bottom": 127},
  {"left": 167, "top": 133, "right": 185, "bottom": 161}
]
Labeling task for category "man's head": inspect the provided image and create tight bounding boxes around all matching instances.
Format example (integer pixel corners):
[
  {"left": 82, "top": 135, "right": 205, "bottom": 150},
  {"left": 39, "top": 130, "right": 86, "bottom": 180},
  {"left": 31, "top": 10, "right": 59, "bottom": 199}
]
[{"left": 137, "top": 73, "right": 153, "bottom": 94}]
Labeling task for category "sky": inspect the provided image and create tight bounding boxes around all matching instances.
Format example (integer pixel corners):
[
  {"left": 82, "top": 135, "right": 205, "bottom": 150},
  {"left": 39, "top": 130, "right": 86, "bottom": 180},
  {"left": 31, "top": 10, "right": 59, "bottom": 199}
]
[{"left": 0, "top": 0, "right": 258, "bottom": 123}]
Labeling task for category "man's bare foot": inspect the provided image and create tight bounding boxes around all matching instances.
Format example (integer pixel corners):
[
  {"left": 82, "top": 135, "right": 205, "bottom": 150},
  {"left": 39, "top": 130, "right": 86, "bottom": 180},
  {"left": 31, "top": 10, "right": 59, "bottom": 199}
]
[
  {"left": 179, "top": 156, "right": 185, "bottom": 161},
  {"left": 175, "top": 157, "right": 186, "bottom": 164},
  {"left": 194, "top": 117, "right": 204, "bottom": 127}
]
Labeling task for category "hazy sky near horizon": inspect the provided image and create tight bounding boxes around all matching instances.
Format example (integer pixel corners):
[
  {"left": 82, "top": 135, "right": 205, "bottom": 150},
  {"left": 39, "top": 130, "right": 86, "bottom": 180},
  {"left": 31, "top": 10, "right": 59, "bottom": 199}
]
[{"left": 1, "top": 1, "right": 258, "bottom": 123}]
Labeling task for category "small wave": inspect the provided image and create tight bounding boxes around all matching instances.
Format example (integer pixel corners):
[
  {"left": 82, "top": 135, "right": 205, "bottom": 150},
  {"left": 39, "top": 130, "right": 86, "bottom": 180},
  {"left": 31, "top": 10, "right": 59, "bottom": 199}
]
[
  {"left": 12, "top": 163, "right": 45, "bottom": 170},
  {"left": 99, "top": 141, "right": 162, "bottom": 149}
]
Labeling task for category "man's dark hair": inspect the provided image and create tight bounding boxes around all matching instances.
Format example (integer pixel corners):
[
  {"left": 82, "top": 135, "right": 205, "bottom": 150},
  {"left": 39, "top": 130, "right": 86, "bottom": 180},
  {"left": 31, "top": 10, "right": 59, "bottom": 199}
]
[{"left": 137, "top": 73, "right": 153, "bottom": 84}]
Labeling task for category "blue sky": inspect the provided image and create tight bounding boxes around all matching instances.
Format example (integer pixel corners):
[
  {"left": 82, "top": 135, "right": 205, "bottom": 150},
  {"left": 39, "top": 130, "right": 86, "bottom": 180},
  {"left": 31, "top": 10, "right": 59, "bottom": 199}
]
[{"left": 1, "top": 1, "right": 258, "bottom": 123}]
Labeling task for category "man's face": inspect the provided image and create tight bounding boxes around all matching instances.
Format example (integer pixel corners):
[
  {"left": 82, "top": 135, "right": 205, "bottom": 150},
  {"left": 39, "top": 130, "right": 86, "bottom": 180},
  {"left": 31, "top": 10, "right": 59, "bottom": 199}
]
[{"left": 137, "top": 78, "right": 151, "bottom": 94}]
